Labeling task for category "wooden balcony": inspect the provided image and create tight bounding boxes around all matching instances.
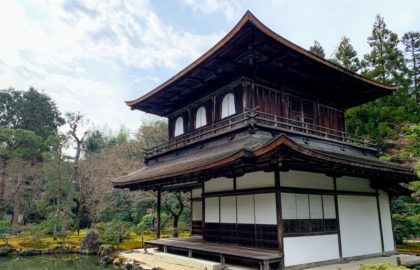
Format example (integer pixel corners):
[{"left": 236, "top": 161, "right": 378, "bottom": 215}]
[{"left": 145, "top": 109, "right": 377, "bottom": 158}]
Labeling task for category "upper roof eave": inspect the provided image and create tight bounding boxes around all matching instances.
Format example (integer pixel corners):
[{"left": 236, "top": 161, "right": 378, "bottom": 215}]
[{"left": 126, "top": 11, "right": 398, "bottom": 111}]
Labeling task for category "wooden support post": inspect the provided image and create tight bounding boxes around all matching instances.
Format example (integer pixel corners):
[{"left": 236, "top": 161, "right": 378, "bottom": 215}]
[
  {"left": 157, "top": 186, "right": 161, "bottom": 239},
  {"left": 220, "top": 255, "right": 225, "bottom": 265},
  {"left": 274, "top": 168, "right": 284, "bottom": 269},
  {"left": 188, "top": 249, "right": 192, "bottom": 258},
  {"left": 376, "top": 189, "right": 385, "bottom": 253},
  {"left": 201, "top": 180, "right": 206, "bottom": 241},
  {"left": 333, "top": 176, "right": 343, "bottom": 260},
  {"left": 163, "top": 245, "right": 167, "bottom": 253},
  {"left": 190, "top": 189, "right": 193, "bottom": 236}
]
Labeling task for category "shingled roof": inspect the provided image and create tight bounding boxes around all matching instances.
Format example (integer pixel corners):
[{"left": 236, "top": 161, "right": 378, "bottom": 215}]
[{"left": 126, "top": 11, "right": 397, "bottom": 116}]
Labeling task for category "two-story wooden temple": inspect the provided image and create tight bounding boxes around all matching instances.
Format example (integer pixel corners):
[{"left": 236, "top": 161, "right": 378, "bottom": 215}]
[{"left": 112, "top": 11, "right": 416, "bottom": 270}]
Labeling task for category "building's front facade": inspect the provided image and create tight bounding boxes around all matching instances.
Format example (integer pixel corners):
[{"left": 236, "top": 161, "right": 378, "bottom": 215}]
[{"left": 112, "top": 12, "right": 416, "bottom": 270}]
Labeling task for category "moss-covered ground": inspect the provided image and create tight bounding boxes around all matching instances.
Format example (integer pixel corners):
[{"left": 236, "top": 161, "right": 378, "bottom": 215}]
[{"left": 5, "top": 230, "right": 191, "bottom": 251}]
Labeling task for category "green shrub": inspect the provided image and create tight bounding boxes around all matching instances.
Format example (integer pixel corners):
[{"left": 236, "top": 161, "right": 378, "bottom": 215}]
[
  {"left": 95, "top": 220, "right": 132, "bottom": 246},
  {"left": 360, "top": 262, "right": 410, "bottom": 270},
  {"left": 0, "top": 220, "right": 11, "bottom": 245}
]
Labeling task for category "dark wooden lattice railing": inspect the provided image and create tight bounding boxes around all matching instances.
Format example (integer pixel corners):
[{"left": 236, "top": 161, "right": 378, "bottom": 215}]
[{"left": 144, "top": 109, "right": 376, "bottom": 157}]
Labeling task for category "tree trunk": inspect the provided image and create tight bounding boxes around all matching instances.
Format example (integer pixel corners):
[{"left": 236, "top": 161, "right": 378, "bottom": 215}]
[
  {"left": 172, "top": 215, "right": 179, "bottom": 237},
  {"left": 0, "top": 168, "right": 6, "bottom": 218},
  {"left": 12, "top": 173, "right": 22, "bottom": 226}
]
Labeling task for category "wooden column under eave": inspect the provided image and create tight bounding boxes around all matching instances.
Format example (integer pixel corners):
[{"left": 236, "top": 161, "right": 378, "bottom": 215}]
[
  {"left": 274, "top": 168, "right": 284, "bottom": 268},
  {"left": 333, "top": 176, "right": 343, "bottom": 259},
  {"left": 157, "top": 186, "right": 161, "bottom": 239}
]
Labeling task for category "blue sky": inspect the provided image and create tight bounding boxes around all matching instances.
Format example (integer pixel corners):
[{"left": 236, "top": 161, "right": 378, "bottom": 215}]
[{"left": 0, "top": 0, "right": 419, "bottom": 134}]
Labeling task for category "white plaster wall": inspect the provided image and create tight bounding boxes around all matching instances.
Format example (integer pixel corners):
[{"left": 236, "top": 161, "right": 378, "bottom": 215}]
[
  {"left": 255, "top": 193, "right": 276, "bottom": 224},
  {"left": 338, "top": 195, "right": 382, "bottom": 257},
  {"left": 237, "top": 195, "right": 255, "bottom": 224},
  {"left": 296, "top": 194, "right": 310, "bottom": 219},
  {"left": 220, "top": 196, "right": 237, "bottom": 223},
  {"left": 323, "top": 195, "right": 336, "bottom": 219},
  {"left": 192, "top": 188, "right": 202, "bottom": 199},
  {"left": 281, "top": 170, "right": 334, "bottom": 190},
  {"left": 337, "top": 176, "right": 374, "bottom": 192},
  {"left": 236, "top": 171, "right": 274, "bottom": 189},
  {"left": 379, "top": 190, "right": 395, "bottom": 251},
  {"left": 309, "top": 195, "right": 323, "bottom": 219},
  {"left": 192, "top": 201, "right": 202, "bottom": 221},
  {"left": 205, "top": 177, "right": 234, "bottom": 192},
  {"left": 205, "top": 197, "right": 219, "bottom": 222},
  {"left": 284, "top": 234, "right": 340, "bottom": 266},
  {"left": 281, "top": 193, "right": 297, "bottom": 219}
]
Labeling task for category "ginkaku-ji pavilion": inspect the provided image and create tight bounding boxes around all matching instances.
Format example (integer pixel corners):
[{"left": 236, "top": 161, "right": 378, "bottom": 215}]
[{"left": 112, "top": 11, "right": 416, "bottom": 270}]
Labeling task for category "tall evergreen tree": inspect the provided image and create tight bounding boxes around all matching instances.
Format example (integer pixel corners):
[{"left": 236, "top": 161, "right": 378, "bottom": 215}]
[
  {"left": 332, "top": 36, "right": 360, "bottom": 72},
  {"left": 346, "top": 15, "right": 418, "bottom": 148},
  {"left": 360, "top": 15, "right": 408, "bottom": 85},
  {"left": 402, "top": 31, "right": 420, "bottom": 102},
  {"left": 309, "top": 40, "right": 326, "bottom": 58}
]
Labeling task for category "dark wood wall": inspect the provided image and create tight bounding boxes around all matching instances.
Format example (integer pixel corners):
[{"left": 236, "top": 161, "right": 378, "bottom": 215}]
[{"left": 167, "top": 79, "right": 346, "bottom": 139}]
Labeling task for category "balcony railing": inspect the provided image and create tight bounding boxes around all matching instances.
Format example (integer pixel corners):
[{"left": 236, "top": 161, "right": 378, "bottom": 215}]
[{"left": 144, "top": 109, "right": 376, "bottom": 157}]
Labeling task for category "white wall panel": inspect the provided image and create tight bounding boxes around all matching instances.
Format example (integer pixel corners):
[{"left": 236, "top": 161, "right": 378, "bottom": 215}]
[
  {"left": 220, "top": 196, "right": 237, "bottom": 223},
  {"left": 236, "top": 171, "right": 274, "bottom": 189},
  {"left": 379, "top": 191, "right": 395, "bottom": 251},
  {"left": 296, "top": 194, "right": 310, "bottom": 219},
  {"left": 255, "top": 193, "right": 276, "bottom": 224},
  {"left": 192, "top": 188, "right": 202, "bottom": 199},
  {"left": 337, "top": 176, "right": 374, "bottom": 192},
  {"left": 237, "top": 195, "right": 255, "bottom": 224},
  {"left": 205, "top": 197, "right": 219, "bottom": 222},
  {"left": 338, "top": 195, "right": 382, "bottom": 257},
  {"left": 309, "top": 195, "right": 323, "bottom": 219},
  {"left": 281, "top": 170, "right": 333, "bottom": 190},
  {"left": 323, "top": 195, "right": 336, "bottom": 219},
  {"left": 284, "top": 234, "right": 340, "bottom": 266},
  {"left": 192, "top": 201, "right": 202, "bottom": 221},
  {"left": 205, "top": 177, "right": 233, "bottom": 192},
  {"left": 281, "top": 193, "right": 297, "bottom": 219}
]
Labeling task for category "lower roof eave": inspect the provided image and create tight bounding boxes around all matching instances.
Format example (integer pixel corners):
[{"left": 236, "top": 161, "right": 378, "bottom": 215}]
[{"left": 111, "top": 134, "right": 417, "bottom": 190}]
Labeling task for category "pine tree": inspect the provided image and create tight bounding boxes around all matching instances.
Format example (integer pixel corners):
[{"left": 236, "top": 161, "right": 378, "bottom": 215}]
[
  {"left": 309, "top": 40, "right": 325, "bottom": 58},
  {"left": 360, "top": 15, "right": 408, "bottom": 85},
  {"left": 346, "top": 15, "right": 418, "bottom": 148},
  {"left": 402, "top": 31, "right": 420, "bottom": 103},
  {"left": 332, "top": 36, "right": 360, "bottom": 72}
]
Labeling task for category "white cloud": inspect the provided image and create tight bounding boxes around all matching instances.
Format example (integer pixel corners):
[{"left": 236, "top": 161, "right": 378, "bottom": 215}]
[
  {"left": 183, "top": 0, "right": 241, "bottom": 21},
  {"left": 0, "top": 0, "right": 221, "bottom": 133}
]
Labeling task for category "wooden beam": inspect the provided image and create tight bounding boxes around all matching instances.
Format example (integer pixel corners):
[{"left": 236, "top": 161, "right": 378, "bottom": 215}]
[
  {"left": 376, "top": 189, "right": 385, "bottom": 253},
  {"left": 274, "top": 168, "right": 285, "bottom": 268},
  {"left": 333, "top": 176, "right": 343, "bottom": 259},
  {"left": 157, "top": 186, "right": 161, "bottom": 239}
]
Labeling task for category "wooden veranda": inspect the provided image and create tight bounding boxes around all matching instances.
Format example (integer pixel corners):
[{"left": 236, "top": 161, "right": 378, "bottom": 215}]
[{"left": 144, "top": 236, "right": 283, "bottom": 270}]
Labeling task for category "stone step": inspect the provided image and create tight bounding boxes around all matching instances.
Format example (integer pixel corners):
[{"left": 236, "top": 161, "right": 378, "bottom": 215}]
[{"left": 119, "top": 248, "right": 225, "bottom": 270}]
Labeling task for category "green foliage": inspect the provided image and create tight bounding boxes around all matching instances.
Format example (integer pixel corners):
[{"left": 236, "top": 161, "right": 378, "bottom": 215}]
[
  {"left": 401, "top": 31, "right": 419, "bottom": 98},
  {"left": 332, "top": 36, "right": 360, "bottom": 72},
  {"left": 309, "top": 40, "right": 325, "bottom": 58},
  {"left": 391, "top": 196, "right": 420, "bottom": 243},
  {"left": 97, "top": 189, "right": 133, "bottom": 223},
  {"left": 135, "top": 212, "right": 170, "bottom": 236},
  {"left": 84, "top": 128, "right": 129, "bottom": 155},
  {"left": 95, "top": 220, "right": 132, "bottom": 246},
  {"left": 360, "top": 262, "right": 410, "bottom": 270},
  {"left": 136, "top": 119, "right": 168, "bottom": 150},
  {"left": 0, "top": 87, "right": 64, "bottom": 140},
  {"left": 0, "top": 128, "right": 42, "bottom": 161},
  {"left": 0, "top": 220, "right": 11, "bottom": 245},
  {"left": 346, "top": 15, "right": 419, "bottom": 148}
]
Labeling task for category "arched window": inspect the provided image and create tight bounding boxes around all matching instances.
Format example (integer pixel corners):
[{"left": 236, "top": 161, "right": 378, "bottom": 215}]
[
  {"left": 174, "top": 116, "right": 184, "bottom": 136},
  {"left": 195, "top": 106, "right": 207, "bottom": 128},
  {"left": 221, "top": 93, "right": 236, "bottom": 118}
]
